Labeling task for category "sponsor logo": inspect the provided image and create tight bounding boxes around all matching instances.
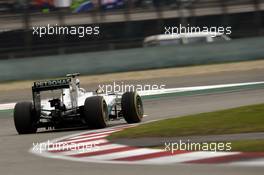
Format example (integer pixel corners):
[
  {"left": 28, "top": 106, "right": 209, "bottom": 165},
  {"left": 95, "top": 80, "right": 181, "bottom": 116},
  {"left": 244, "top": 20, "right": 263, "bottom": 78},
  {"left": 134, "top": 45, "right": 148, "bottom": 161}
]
[{"left": 34, "top": 78, "right": 71, "bottom": 88}]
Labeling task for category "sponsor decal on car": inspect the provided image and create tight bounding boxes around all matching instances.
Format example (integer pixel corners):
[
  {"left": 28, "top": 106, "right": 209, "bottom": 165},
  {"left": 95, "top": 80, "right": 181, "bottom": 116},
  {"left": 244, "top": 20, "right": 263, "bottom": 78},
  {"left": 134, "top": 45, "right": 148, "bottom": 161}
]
[{"left": 34, "top": 78, "right": 71, "bottom": 89}]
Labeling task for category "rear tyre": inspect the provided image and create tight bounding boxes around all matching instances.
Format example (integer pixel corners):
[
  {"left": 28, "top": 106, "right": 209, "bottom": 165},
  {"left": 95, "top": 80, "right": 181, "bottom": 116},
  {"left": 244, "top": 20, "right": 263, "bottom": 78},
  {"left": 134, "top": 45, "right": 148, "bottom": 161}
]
[
  {"left": 121, "top": 92, "right": 144, "bottom": 123},
  {"left": 84, "top": 96, "right": 108, "bottom": 128},
  {"left": 13, "top": 102, "right": 38, "bottom": 134}
]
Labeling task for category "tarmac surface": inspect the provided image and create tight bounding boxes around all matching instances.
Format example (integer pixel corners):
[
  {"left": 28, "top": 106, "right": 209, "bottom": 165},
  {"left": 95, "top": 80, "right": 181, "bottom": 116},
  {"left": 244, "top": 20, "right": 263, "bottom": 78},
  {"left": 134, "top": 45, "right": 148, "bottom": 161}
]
[{"left": 0, "top": 68, "right": 264, "bottom": 175}]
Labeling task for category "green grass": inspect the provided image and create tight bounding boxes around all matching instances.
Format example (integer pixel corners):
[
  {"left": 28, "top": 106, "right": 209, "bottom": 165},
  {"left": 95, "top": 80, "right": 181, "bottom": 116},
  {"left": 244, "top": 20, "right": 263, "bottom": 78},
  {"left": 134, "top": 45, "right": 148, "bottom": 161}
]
[
  {"left": 0, "top": 109, "right": 13, "bottom": 114},
  {"left": 231, "top": 140, "right": 264, "bottom": 152},
  {"left": 109, "top": 103, "right": 264, "bottom": 139},
  {"left": 0, "top": 109, "right": 13, "bottom": 118}
]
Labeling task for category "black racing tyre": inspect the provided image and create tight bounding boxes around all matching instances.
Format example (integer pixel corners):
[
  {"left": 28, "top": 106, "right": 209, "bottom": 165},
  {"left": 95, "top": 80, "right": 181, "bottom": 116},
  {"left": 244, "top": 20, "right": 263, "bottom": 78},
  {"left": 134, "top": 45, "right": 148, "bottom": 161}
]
[
  {"left": 84, "top": 96, "right": 108, "bottom": 128},
  {"left": 121, "top": 92, "right": 144, "bottom": 123},
  {"left": 13, "top": 102, "right": 38, "bottom": 134}
]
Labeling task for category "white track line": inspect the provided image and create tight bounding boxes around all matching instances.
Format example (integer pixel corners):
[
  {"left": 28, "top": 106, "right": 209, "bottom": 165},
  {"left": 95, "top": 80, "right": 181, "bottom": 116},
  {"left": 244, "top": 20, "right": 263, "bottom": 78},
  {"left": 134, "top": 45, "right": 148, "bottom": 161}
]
[
  {"left": 138, "top": 81, "right": 264, "bottom": 96},
  {"left": 3, "top": 81, "right": 264, "bottom": 111},
  {"left": 0, "top": 102, "right": 15, "bottom": 110}
]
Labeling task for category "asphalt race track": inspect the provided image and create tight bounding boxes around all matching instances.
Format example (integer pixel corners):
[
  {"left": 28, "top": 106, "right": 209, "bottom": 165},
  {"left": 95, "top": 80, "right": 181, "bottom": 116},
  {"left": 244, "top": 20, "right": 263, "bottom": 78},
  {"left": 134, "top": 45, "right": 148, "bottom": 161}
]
[{"left": 0, "top": 69, "right": 264, "bottom": 175}]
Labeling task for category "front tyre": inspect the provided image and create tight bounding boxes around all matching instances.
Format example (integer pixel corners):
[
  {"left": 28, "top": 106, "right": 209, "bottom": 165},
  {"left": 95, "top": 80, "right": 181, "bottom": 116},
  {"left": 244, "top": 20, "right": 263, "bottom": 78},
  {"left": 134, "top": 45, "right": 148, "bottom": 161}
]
[
  {"left": 14, "top": 102, "right": 38, "bottom": 134},
  {"left": 121, "top": 92, "right": 144, "bottom": 123},
  {"left": 84, "top": 96, "right": 109, "bottom": 128}
]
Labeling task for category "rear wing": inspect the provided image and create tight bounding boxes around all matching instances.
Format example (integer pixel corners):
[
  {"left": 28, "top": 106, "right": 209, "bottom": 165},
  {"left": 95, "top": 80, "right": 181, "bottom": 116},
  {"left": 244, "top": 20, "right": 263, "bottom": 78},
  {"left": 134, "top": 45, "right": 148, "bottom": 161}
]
[{"left": 32, "top": 78, "right": 71, "bottom": 92}]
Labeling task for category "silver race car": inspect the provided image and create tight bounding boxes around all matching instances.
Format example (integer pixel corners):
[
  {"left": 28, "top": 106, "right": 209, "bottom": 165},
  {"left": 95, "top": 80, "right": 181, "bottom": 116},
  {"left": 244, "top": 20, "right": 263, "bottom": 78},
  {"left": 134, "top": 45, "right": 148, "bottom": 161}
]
[{"left": 13, "top": 73, "right": 144, "bottom": 134}]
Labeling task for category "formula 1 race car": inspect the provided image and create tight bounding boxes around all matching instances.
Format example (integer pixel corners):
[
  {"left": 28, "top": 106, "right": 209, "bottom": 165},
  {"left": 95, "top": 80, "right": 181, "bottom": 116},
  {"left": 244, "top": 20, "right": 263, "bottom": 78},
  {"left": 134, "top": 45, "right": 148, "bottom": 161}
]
[{"left": 13, "top": 73, "right": 144, "bottom": 134}]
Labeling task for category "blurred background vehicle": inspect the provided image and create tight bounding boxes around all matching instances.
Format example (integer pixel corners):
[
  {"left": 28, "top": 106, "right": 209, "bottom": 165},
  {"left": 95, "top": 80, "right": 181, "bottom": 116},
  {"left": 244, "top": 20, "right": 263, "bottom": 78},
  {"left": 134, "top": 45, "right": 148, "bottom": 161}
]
[
  {"left": 0, "top": 0, "right": 263, "bottom": 59},
  {"left": 143, "top": 32, "right": 231, "bottom": 47}
]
